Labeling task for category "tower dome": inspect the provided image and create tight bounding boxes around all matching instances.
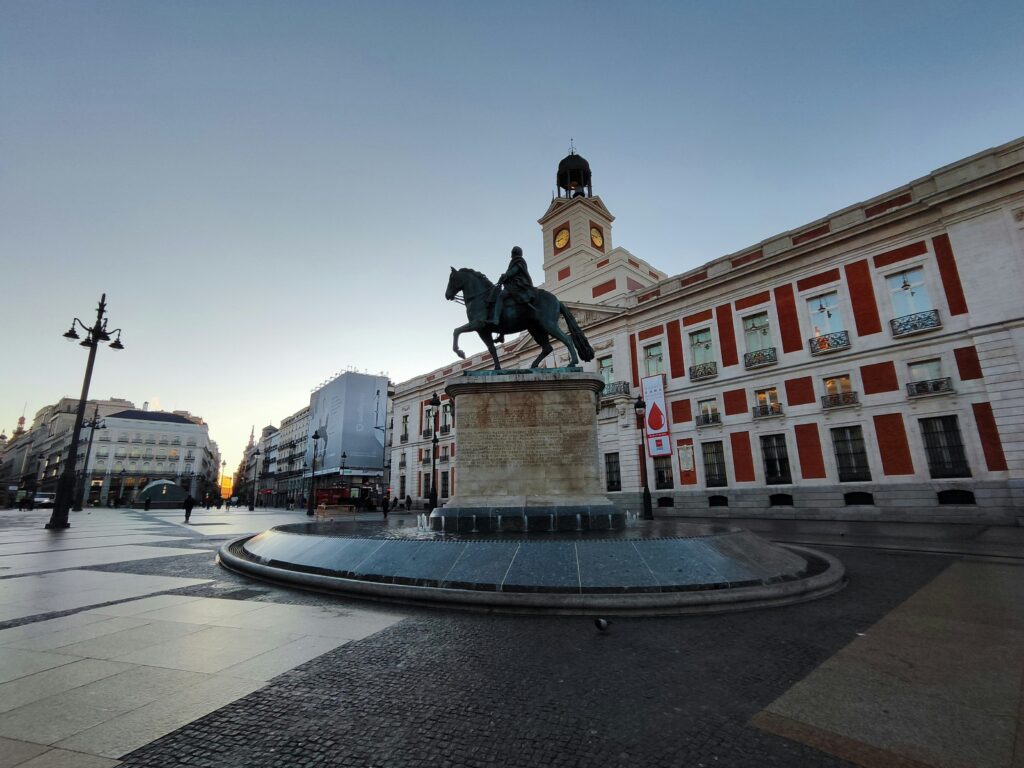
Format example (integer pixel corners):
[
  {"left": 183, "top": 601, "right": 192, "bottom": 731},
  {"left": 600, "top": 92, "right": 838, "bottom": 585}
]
[{"left": 556, "top": 151, "right": 592, "bottom": 198}]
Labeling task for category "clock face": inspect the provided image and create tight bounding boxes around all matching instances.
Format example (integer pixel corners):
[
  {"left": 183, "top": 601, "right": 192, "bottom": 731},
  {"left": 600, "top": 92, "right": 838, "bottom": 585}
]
[
  {"left": 554, "top": 228, "right": 570, "bottom": 249},
  {"left": 590, "top": 227, "right": 604, "bottom": 247}
]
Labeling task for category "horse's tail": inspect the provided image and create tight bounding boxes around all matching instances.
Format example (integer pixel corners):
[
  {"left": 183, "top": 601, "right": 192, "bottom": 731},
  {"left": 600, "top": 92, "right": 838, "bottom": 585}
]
[{"left": 560, "top": 304, "right": 595, "bottom": 362}]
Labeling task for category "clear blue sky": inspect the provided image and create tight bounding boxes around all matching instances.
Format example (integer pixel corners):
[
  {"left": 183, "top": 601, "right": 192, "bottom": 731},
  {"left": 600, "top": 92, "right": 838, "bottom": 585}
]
[{"left": 3, "top": 0, "right": 1023, "bottom": 472}]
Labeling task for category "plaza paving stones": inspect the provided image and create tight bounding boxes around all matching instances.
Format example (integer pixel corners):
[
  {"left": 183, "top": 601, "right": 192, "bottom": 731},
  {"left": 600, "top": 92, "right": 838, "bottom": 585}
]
[{"left": 2, "top": 506, "right": 1022, "bottom": 767}]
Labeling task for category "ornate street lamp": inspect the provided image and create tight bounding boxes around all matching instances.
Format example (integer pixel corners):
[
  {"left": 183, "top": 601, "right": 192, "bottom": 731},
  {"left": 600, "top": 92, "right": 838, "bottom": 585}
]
[
  {"left": 634, "top": 395, "right": 654, "bottom": 520},
  {"left": 47, "top": 294, "right": 124, "bottom": 530},
  {"left": 73, "top": 405, "right": 106, "bottom": 511},
  {"left": 247, "top": 448, "right": 261, "bottom": 511},
  {"left": 340, "top": 451, "right": 348, "bottom": 495},
  {"left": 428, "top": 391, "right": 440, "bottom": 511},
  {"left": 306, "top": 429, "right": 320, "bottom": 516}
]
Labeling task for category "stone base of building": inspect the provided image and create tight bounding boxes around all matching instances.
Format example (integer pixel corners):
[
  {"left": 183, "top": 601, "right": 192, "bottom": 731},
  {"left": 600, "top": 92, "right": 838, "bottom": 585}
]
[
  {"left": 431, "top": 371, "right": 619, "bottom": 532},
  {"left": 609, "top": 480, "right": 1021, "bottom": 525}
]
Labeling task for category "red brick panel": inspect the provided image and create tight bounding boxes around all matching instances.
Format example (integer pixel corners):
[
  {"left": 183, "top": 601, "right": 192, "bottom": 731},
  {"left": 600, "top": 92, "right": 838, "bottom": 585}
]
[
  {"left": 676, "top": 438, "right": 698, "bottom": 485},
  {"left": 873, "top": 414, "right": 915, "bottom": 475},
  {"left": 792, "top": 222, "right": 830, "bottom": 245},
  {"left": 683, "top": 309, "right": 713, "bottom": 327},
  {"left": 670, "top": 399, "right": 692, "bottom": 424},
  {"left": 932, "top": 234, "right": 969, "bottom": 315},
  {"left": 723, "top": 389, "right": 747, "bottom": 416},
  {"left": 972, "top": 402, "right": 1008, "bottom": 471},
  {"left": 730, "top": 432, "right": 756, "bottom": 482},
  {"left": 773, "top": 284, "right": 803, "bottom": 353},
  {"left": 596, "top": 258, "right": 609, "bottom": 268},
  {"left": 861, "top": 361, "right": 899, "bottom": 394},
  {"left": 844, "top": 259, "right": 883, "bottom": 336},
  {"left": 730, "top": 250, "right": 763, "bottom": 268},
  {"left": 796, "top": 268, "right": 841, "bottom": 292},
  {"left": 716, "top": 303, "right": 739, "bottom": 367},
  {"left": 954, "top": 346, "right": 983, "bottom": 380},
  {"left": 794, "top": 423, "right": 827, "bottom": 479},
  {"left": 864, "top": 192, "right": 912, "bottom": 218},
  {"left": 785, "top": 377, "right": 816, "bottom": 406},
  {"left": 629, "top": 334, "right": 639, "bottom": 387},
  {"left": 638, "top": 325, "right": 664, "bottom": 341},
  {"left": 735, "top": 291, "right": 770, "bottom": 311},
  {"left": 557, "top": 266, "right": 571, "bottom": 280},
  {"left": 667, "top": 321, "right": 685, "bottom": 378},
  {"left": 680, "top": 271, "right": 707, "bottom": 288},
  {"left": 872, "top": 240, "right": 927, "bottom": 268},
  {"left": 592, "top": 279, "right": 617, "bottom": 298}
]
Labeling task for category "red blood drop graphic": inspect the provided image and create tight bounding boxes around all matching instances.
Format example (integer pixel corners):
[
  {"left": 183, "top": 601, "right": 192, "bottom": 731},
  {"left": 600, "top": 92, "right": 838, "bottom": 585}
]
[{"left": 648, "top": 402, "right": 665, "bottom": 431}]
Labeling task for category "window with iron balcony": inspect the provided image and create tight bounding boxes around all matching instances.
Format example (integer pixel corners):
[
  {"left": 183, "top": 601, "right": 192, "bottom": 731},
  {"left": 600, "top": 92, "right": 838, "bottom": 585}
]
[
  {"left": 906, "top": 359, "right": 954, "bottom": 397},
  {"left": 695, "top": 399, "right": 721, "bottom": 427},
  {"left": 743, "top": 313, "right": 777, "bottom": 369},
  {"left": 886, "top": 268, "right": 941, "bottom": 337},
  {"left": 752, "top": 388, "right": 783, "bottom": 418},
  {"left": 821, "top": 374, "right": 858, "bottom": 408},
  {"left": 688, "top": 329, "right": 717, "bottom": 380},
  {"left": 806, "top": 292, "right": 850, "bottom": 354}
]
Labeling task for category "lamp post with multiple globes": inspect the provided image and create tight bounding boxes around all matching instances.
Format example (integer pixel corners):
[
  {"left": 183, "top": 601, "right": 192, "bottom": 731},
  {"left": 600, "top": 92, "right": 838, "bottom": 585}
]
[{"left": 47, "top": 294, "right": 124, "bottom": 530}]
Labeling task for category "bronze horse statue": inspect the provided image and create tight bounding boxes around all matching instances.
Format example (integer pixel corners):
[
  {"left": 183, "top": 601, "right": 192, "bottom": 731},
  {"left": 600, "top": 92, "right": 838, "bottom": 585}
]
[{"left": 445, "top": 267, "right": 595, "bottom": 370}]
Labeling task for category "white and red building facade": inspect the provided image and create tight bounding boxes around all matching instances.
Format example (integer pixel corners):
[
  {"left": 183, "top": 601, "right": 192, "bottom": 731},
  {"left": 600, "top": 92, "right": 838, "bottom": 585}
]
[{"left": 392, "top": 138, "right": 1024, "bottom": 523}]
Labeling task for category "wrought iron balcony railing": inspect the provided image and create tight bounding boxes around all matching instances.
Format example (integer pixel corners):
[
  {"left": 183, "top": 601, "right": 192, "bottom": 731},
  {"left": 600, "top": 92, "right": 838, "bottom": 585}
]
[
  {"left": 421, "top": 429, "right": 433, "bottom": 439},
  {"left": 752, "top": 403, "right": 784, "bottom": 418},
  {"left": 695, "top": 413, "right": 722, "bottom": 427},
  {"left": 421, "top": 456, "right": 431, "bottom": 464},
  {"left": 743, "top": 347, "right": 778, "bottom": 370},
  {"left": 690, "top": 361, "right": 718, "bottom": 381},
  {"left": 821, "top": 392, "right": 859, "bottom": 409},
  {"left": 398, "top": 461, "right": 407, "bottom": 469},
  {"left": 440, "top": 425, "right": 451, "bottom": 435},
  {"left": 907, "top": 377, "right": 954, "bottom": 397},
  {"left": 890, "top": 309, "right": 941, "bottom": 337},
  {"left": 400, "top": 434, "right": 409, "bottom": 443},
  {"left": 601, "top": 381, "right": 631, "bottom": 398},
  {"left": 439, "top": 455, "right": 449, "bottom": 464},
  {"left": 809, "top": 330, "right": 851, "bottom": 355}
]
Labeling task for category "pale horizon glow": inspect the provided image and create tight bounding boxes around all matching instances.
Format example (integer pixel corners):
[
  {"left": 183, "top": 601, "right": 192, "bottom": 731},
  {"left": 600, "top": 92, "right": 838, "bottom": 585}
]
[{"left": 3, "top": 1, "right": 1023, "bottom": 473}]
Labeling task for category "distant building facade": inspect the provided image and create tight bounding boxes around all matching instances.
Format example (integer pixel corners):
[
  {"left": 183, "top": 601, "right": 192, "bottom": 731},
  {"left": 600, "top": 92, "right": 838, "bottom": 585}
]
[
  {"left": 391, "top": 139, "right": 1024, "bottom": 522},
  {"left": 0, "top": 399, "right": 221, "bottom": 506}
]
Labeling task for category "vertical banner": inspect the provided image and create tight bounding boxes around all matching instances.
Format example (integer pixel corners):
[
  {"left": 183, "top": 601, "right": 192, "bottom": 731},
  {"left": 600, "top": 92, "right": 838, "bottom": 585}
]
[{"left": 641, "top": 375, "right": 671, "bottom": 457}]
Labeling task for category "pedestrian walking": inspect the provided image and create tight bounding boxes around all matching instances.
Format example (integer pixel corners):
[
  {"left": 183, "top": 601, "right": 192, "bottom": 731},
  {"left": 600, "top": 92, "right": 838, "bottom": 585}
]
[
  {"left": 405, "top": 494, "right": 412, "bottom": 511},
  {"left": 144, "top": 498, "right": 151, "bottom": 511},
  {"left": 184, "top": 494, "right": 195, "bottom": 523},
  {"left": 391, "top": 497, "right": 399, "bottom": 512}
]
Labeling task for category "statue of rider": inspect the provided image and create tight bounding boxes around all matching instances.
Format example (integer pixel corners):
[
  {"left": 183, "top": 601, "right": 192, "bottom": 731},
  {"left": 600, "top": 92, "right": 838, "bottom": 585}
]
[{"left": 490, "top": 246, "right": 536, "bottom": 342}]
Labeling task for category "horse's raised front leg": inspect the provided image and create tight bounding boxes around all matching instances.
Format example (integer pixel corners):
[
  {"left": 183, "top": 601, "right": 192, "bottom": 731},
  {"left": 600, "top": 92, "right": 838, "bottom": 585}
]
[
  {"left": 478, "top": 330, "right": 502, "bottom": 370},
  {"left": 452, "top": 321, "right": 484, "bottom": 359}
]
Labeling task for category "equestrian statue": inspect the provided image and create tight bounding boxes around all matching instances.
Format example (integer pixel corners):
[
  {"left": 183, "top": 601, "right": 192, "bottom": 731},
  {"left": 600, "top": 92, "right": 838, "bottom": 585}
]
[{"left": 445, "top": 246, "right": 595, "bottom": 370}]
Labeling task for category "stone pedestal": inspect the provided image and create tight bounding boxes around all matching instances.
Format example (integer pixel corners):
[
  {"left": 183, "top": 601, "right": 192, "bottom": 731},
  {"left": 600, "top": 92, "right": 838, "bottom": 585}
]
[{"left": 430, "top": 371, "right": 621, "bottom": 533}]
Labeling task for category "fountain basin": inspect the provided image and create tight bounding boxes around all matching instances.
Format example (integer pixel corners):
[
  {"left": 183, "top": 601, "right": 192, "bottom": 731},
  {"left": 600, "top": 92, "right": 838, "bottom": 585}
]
[{"left": 217, "top": 519, "right": 845, "bottom": 615}]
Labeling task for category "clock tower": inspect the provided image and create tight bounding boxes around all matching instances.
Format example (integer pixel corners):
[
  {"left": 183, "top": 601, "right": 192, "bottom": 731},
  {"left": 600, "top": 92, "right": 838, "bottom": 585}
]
[{"left": 539, "top": 150, "right": 664, "bottom": 304}]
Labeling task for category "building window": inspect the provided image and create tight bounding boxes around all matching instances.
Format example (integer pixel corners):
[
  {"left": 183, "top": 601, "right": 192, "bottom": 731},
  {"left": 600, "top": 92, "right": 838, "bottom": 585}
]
[
  {"left": 401, "top": 415, "right": 409, "bottom": 439},
  {"left": 399, "top": 475, "right": 406, "bottom": 499},
  {"left": 696, "top": 398, "right": 720, "bottom": 426},
  {"left": 743, "top": 312, "right": 772, "bottom": 351},
  {"left": 920, "top": 416, "right": 971, "bottom": 478},
  {"left": 759, "top": 434, "right": 792, "bottom": 485},
  {"left": 422, "top": 472, "right": 431, "bottom": 497},
  {"left": 831, "top": 426, "right": 871, "bottom": 481},
  {"left": 653, "top": 456, "right": 674, "bottom": 490},
  {"left": 598, "top": 356, "right": 615, "bottom": 386},
  {"left": 822, "top": 374, "right": 858, "bottom": 408},
  {"left": 603, "top": 452, "right": 621, "bottom": 491},
  {"left": 887, "top": 267, "right": 932, "bottom": 317},
  {"left": 807, "top": 292, "right": 843, "bottom": 336},
  {"left": 753, "top": 387, "right": 782, "bottom": 417},
  {"left": 644, "top": 343, "right": 664, "bottom": 376},
  {"left": 907, "top": 358, "right": 954, "bottom": 396},
  {"left": 701, "top": 441, "right": 727, "bottom": 487},
  {"left": 440, "top": 471, "right": 449, "bottom": 499},
  {"left": 689, "top": 329, "right": 714, "bottom": 365}
]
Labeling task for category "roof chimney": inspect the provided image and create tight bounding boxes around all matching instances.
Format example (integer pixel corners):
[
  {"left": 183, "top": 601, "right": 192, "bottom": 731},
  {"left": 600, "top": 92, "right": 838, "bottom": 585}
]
[{"left": 143, "top": 401, "right": 149, "bottom": 411}]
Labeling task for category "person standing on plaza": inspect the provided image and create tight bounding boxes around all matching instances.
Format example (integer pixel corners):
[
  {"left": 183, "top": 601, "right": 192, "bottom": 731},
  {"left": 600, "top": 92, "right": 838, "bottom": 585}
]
[
  {"left": 184, "top": 494, "right": 195, "bottom": 523},
  {"left": 405, "top": 494, "right": 412, "bottom": 511}
]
